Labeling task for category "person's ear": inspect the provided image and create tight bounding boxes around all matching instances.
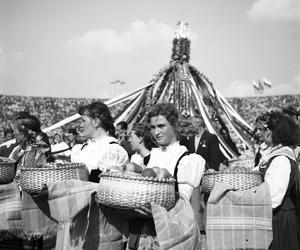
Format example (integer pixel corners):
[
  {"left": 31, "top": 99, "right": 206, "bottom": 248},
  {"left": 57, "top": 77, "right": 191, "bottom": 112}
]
[
  {"left": 138, "top": 136, "right": 143, "bottom": 144},
  {"left": 93, "top": 118, "right": 101, "bottom": 128}
]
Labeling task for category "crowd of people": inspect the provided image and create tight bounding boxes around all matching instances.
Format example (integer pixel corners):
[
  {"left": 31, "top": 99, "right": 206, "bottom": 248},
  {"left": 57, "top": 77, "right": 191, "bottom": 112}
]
[
  {"left": 0, "top": 94, "right": 299, "bottom": 145},
  {"left": 0, "top": 95, "right": 300, "bottom": 249},
  {"left": 228, "top": 94, "right": 300, "bottom": 125}
]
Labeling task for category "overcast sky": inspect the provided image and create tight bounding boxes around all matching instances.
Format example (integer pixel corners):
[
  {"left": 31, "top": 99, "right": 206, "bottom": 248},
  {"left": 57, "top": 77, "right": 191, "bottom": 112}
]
[{"left": 0, "top": 0, "right": 299, "bottom": 99}]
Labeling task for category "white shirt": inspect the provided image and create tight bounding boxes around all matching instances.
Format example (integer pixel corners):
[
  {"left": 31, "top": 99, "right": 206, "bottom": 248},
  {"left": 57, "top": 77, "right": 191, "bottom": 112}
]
[
  {"left": 194, "top": 134, "right": 201, "bottom": 151},
  {"left": 130, "top": 153, "right": 144, "bottom": 167},
  {"left": 260, "top": 146, "right": 294, "bottom": 208},
  {"left": 71, "top": 136, "right": 128, "bottom": 173},
  {"left": 147, "top": 141, "right": 205, "bottom": 200},
  {"left": 51, "top": 142, "right": 70, "bottom": 156}
]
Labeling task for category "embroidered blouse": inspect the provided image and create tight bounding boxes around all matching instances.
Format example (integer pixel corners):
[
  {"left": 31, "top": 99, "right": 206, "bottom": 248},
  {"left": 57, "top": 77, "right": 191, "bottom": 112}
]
[
  {"left": 71, "top": 136, "right": 128, "bottom": 173},
  {"left": 147, "top": 141, "right": 205, "bottom": 200}
]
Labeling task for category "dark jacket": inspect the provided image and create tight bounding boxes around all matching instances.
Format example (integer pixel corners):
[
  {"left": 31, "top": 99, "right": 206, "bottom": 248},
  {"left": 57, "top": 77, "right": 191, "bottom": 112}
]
[{"left": 186, "top": 130, "right": 225, "bottom": 171}]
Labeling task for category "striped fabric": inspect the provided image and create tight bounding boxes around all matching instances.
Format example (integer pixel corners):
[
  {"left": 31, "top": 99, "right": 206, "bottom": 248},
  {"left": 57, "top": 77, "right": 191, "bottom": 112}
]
[
  {"left": 0, "top": 182, "right": 22, "bottom": 233},
  {"left": 206, "top": 182, "right": 273, "bottom": 250},
  {"left": 21, "top": 191, "right": 57, "bottom": 234},
  {"left": 0, "top": 182, "right": 57, "bottom": 249},
  {"left": 152, "top": 195, "right": 202, "bottom": 250},
  {"left": 44, "top": 180, "right": 99, "bottom": 250},
  {"left": 43, "top": 180, "right": 202, "bottom": 250}
]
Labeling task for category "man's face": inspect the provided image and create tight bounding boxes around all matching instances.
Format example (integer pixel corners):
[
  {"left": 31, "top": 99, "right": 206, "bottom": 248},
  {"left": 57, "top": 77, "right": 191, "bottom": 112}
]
[
  {"left": 150, "top": 115, "right": 177, "bottom": 147},
  {"left": 68, "top": 133, "right": 76, "bottom": 142},
  {"left": 192, "top": 117, "right": 204, "bottom": 134},
  {"left": 6, "top": 132, "right": 14, "bottom": 140}
]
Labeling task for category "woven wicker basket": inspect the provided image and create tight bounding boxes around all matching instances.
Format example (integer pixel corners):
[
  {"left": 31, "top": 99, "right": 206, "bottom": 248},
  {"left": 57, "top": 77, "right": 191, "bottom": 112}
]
[
  {"left": 97, "top": 172, "right": 176, "bottom": 209},
  {"left": 201, "top": 169, "right": 262, "bottom": 193},
  {"left": 19, "top": 162, "right": 89, "bottom": 194},
  {"left": 0, "top": 157, "right": 16, "bottom": 184}
]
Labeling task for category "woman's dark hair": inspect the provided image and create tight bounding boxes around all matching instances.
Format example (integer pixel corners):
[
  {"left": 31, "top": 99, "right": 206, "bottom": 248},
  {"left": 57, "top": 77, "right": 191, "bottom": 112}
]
[
  {"left": 116, "top": 121, "right": 128, "bottom": 130},
  {"left": 266, "top": 111, "right": 300, "bottom": 147},
  {"left": 147, "top": 103, "right": 179, "bottom": 128},
  {"left": 15, "top": 114, "right": 42, "bottom": 134},
  {"left": 132, "top": 123, "right": 157, "bottom": 150},
  {"left": 14, "top": 112, "right": 52, "bottom": 161},
  {"left": 13, "top": 111, "right": 30, "bottom": 120},
  {"left": 282, "top": 106, "right": 298, "bottom": 117},
  {"left": 79, "top": 102, "right": 115, "bottom": 137},
  {"left": 255, "top": 112, "right": 270, "bottom": 124}
]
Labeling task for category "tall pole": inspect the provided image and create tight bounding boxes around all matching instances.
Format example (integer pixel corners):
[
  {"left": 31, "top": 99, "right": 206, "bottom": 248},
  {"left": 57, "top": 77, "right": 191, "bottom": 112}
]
[{"left": 110, "top": 80, "right": 126, "bottom": 98}]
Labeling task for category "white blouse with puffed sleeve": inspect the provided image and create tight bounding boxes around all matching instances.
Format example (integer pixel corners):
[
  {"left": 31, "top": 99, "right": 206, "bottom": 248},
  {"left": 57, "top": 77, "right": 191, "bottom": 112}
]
[
  {"left": 71, "top": 136, "right": 128, "bottom": 173},
  {"left": 147, "top": 141, "right": 206, "bottom": 200}
]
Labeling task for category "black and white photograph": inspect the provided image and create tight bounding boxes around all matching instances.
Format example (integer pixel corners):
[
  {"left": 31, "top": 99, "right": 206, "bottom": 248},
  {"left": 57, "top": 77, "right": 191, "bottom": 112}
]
[{"left": 0, "top": 0, "right": 299, "bottom": 249}]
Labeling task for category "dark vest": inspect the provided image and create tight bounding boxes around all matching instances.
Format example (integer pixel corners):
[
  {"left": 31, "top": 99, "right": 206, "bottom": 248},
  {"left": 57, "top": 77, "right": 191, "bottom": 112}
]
[{"left": 260, "top": 154, "right": 298, "bottom": 212}]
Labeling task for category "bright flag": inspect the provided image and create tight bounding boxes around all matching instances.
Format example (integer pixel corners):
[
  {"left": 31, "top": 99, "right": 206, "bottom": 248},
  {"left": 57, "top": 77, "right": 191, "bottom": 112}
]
[
  {"left": 252, "top": 80, "right": 260, "bottom": 91},
  {"left": 262, "top": 77, "right": 272, "bottom": 88},
  {"left": 252, "top": 80, "right": 263, "bottom": 91}
]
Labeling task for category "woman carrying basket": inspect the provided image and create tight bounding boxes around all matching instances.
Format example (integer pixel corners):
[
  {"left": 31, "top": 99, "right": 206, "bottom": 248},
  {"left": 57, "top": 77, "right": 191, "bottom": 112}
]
[
  {"left": 146, "top": 103, "right": 206, "bottom": 200},
  {"left": 124, "top": 103, "right": 205, "bottom": 249},
  {"left": 8, "top": 111, "right": 57, "bottom": 249},
  {"left": 257, "top": 110, "right": 300, "bottom": 250},
  {"left": 71, "top": 101, "right": 128, "bottom": 182}
]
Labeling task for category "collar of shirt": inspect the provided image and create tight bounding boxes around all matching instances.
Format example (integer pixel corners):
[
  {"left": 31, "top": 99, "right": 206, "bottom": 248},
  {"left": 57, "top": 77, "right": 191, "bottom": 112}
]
[
  {"left": 159, "top": 141, "right": 180, "bottom": 152},
  {"left": 88, "top": 135, "right": 117, "bottom": 144}
]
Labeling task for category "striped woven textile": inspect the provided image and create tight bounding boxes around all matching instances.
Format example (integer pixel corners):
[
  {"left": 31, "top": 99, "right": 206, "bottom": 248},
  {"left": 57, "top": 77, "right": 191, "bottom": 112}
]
[
  {"left": 44, "top": 180, "right": 99, "bottom": 250},
  {"left": 21, "top": 191, "right": 57, "bottom": 233},
  {"left": 152, "top": 194, "right": 202, "bottom": 250},
  {"left": 0, "top": 182, "right": 57, "bottom": 249},
  {"left": 206, "top": 182, "right": 272, "bottom": 250},
  {"left": 43, "top": 180, "right": 202, "bottom": 250},
  {"left": 0, "top": 182, "right": 22, "bottom": 232}
]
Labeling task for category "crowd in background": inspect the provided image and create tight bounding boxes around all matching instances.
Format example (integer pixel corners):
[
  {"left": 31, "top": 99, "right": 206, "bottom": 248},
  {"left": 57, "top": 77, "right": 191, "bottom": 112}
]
[
  {"left": 229, "top": 95, "right": 300, "bottom": 125},
  {"left": 0, "top": 94, "right": 299, "bottom": 146}
]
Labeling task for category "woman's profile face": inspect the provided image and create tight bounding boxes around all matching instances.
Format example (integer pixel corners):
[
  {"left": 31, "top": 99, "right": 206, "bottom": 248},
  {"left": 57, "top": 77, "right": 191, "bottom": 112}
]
[
  {"left": 11, "top": 123, "right": 25, "bottom": 144},
  {"left": 129, "top": 130, "right": 141, "bottom": 151},
  {"left": 54, "top": 134, "right": 62, "bottom": 143},
  {"left": 150, "top": 115, "right": 177, "bottom": 147},
  {"left": 261, "top": 127, "right": 272, "bottom": 146},
  {"left": 80, "top": 115, "right": 96, "bottom": 138}
]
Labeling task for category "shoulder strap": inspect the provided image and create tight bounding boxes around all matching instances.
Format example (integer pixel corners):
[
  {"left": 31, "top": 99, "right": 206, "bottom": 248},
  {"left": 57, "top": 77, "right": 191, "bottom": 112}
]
[
  {"left": 81, "top": 143, "right": 88, "bottom": 150},
  {"left": 173, "top": 151, "right": 189, "bottom": 192},
  {"left": 80, "top": 139, "right": 118, "bottom": 151},
  {"left": 51, "top": 146, "right": 71, "bottom": 155}
]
